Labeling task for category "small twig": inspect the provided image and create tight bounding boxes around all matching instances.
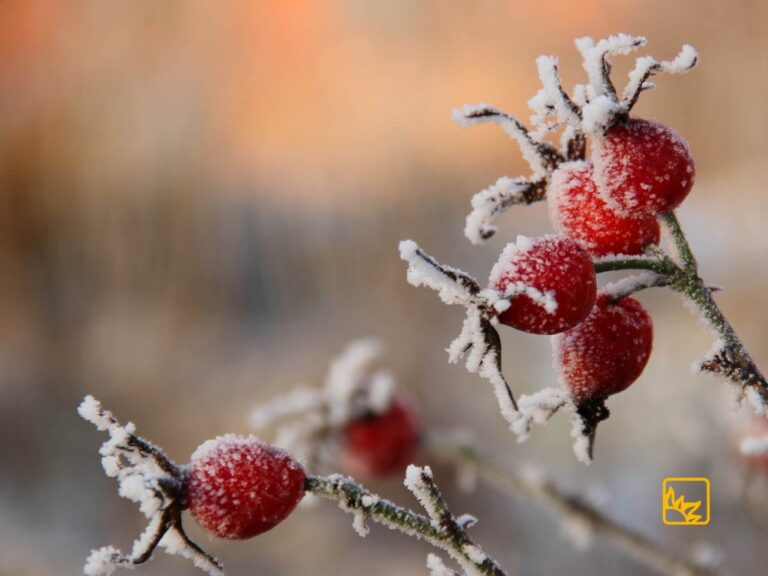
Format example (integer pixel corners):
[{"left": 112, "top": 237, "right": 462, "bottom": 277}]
[
  {"left": 593, "top": 214, "right": 768, "bottom": 413},
  {"left": 428, "top": 435, "right": 714, "bottom": 576},
  {"left": 306, "top": 469, "right": 507, "bottom": 576}
]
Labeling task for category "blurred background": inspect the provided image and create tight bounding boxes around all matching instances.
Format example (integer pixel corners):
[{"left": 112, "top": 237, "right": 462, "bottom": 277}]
[{"left": 1, "top": 1, "right": 767, "bottom": 575}]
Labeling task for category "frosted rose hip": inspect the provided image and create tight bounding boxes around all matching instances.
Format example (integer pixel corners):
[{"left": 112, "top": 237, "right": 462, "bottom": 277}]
[
  {"left": 553, "top": 295, "right": 653, "bottom": 402},
  {"left": 594, "top": 117, "right": 695, "bottom": 215},
  {"left": 340, "top": 395, "right": 420, "bottom": 478},
  {"left": 489, "top": 236, "right": 597, "bottom": 335},
  {"left": 548, "top": 161, "right": 660, "bottom": 256},
  {"left": 185, "top": 435, "right": 305, "bottom": 540}
]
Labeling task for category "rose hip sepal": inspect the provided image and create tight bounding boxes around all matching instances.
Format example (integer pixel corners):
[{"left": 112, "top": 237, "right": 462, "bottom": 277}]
[
  {"left": 78, "top": 396, "right": 307, "bottom": 576},
  {"left": 186, "top": 435, "right": 306, "bottom": 540},
  {"left": 593, "top": 117, "right": 695, "bottom": 215},
  {"left": 489, "top": 235, "right": 597, "bottom": 334},
  {"left": 548, "top": 161, "right": 660, "bottom": 256},
  {"left": 339, "top": 395, "right": 420, "bottom": 478}
]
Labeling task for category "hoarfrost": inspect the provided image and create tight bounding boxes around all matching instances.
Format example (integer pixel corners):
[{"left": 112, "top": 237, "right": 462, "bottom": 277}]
[{"left": 78, "top": 396, "right": 223, "bottom": 576}]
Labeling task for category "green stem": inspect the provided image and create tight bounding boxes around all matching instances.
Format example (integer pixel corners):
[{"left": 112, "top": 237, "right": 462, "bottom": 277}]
[
  {"left": 593, "top": 211, "right": 768, "bottom": 408},
  {"left": 305, "top": 474, "right": 507, "bottom": 576}
]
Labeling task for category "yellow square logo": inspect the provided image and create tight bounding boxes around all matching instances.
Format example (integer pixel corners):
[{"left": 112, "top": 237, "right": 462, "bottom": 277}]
[{"left": 662, "top": 478, "right": 710, "bottom": 525}]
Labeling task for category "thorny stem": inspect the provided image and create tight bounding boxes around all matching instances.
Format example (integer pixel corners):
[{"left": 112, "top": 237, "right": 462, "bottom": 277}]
[
  {"left": 594, "top": 211, "right": 768, "bottom": 408},
  {"left": 428, "top": 435, "right": 713, "bottom": 576},
  {"left": 305, "top": 473, "right": 507, "bottom": 576}
]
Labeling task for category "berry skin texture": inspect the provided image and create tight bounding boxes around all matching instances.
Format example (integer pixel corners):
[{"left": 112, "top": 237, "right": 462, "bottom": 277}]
[
  {"left": 548, "top": 161, "right": 660, "bottom": 256},
  {"left": 489, "top": 236, "right": 597, "bottom": 335},
  {"left": 593, "top": 117, "right": 695, "bottom": 215},
  {"left": 340, "top": 395, "right": 420, "bottom": 478},
  {"left": 185, "top": 435, "right": 305, "bottom": 540},
  {"left": 553, "top": 294, "right": 653, "bottom": 403}
]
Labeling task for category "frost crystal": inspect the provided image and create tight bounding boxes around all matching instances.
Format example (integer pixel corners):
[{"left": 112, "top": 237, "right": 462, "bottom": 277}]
[
  {"left": 399, "top": 240, "right": 524, "bottom": 428},
  {"left": 78, "top": 396, "right": 223, "bottom": 576}
]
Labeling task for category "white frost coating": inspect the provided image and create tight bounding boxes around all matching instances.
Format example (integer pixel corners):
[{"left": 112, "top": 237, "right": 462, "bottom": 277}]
[
  {"left": 575, "top": 34, "right": 646, "bottom": 97},
  {"left": 745, "top": 388, "right": 768, "bottom": 417},
  {"left": 84, "top": 547, "right": 122, "bottom": 576},
  {"left": 456, "top": 514, "right": 478, "bottom": 529},
  {"left": 326, "top": 338, "right": 384, "bottom": 424},
  {"left": 601, "top": 272, "right": 661, "bottom": 299},
  {"left": 580, "top": 95, "right": 619, "bottom": 134},
  {"left": 427, "top": 554, "right": 459, "bottom": 576},
  {"left": 248, "top": 339, "right": 401, "bottom": 472},
  {"left": 159, "top": 530, "right": 224, "bottom": 576},
  {"left": 512, "top": 388, "right": 570, "bottom": 442},
  {"left": 400, "top": 240, "right": 476, "bottom": 306},
  {"left": 621, "top": 45, "right": 698, "bottom": 107},
  {"left": 740, "top": 434, "right": 768, "bottom": 457},
  {"left": 567, "top": 404, "right": 593, "bottom": 465},
  {"left": 249, "top": 387, "right": 324, "bottom": 429},
  {"left": 79, "top": 396, "right": 223, "bottom": 576},
  {"left": 404, "top": 465, "right": 441, "bottom": 525},
  {"left": 465, "top": 176, "right": 535, "bottom": 245},
  {"left": 452, "top": 104, "right": 549, "bottom": 177},
  {"left": 535, "top": 56, "right": 581, "bottom": 128},
  {"left": 366, "top": 371, "right": 396, "bottom": 415}
]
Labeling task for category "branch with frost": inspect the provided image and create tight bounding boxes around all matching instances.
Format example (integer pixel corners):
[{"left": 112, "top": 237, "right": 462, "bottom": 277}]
[
  {"left": 306, "top": 466, "right": 507, "bottom": 576},
  {"left": 399, "top": 240, "right": 523, "bottom": 423},
  {"left": 428, "top": 434, "right": 717, "bottom": 576},
  {"left": 452, "top": 104, "right": 562, "bottom": 177},
  {"left": 77, "top": 396, "right": 222, "bottom": 576},
  {"left": 249, "top": 339, "right": 396, "bottom": 470},
  {"left": 464, "top": 177, "right": 547, "bottom": 245},
  {"left": 594, "top": 212, "right": 768, "bottom": 414}
]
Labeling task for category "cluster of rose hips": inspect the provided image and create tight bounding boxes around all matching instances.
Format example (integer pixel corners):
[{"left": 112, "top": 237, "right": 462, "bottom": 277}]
[
  {"left": 491, "top": 113, "right": 694, "bottom": 407},
  {"left": 400, "top": 35, "right": 698, "bottom": 456}
]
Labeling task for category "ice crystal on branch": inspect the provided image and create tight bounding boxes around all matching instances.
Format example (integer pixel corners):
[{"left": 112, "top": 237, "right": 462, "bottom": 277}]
[{"left": 78, "top": 396, "right": 223, "bottom": 576}]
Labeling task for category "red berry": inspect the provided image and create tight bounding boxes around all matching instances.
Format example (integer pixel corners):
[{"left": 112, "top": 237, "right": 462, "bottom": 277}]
[
  {"left": 340, "top": 395, "right": 420, "bottom": 478},
  {"left": 489, "top": 236, "right": 597, "bottom": 335},
  {"left": 185, "top": 435, "right": 305, "bottom": 540},
  {"left": 548, "top": 161, "right": 660, "bottom": 256},
  {"left": 553, "top": 294, "right": 653, "bottom": 402},
  {"left": 593, "top": 117, "right": 695, "bottom": 215}
]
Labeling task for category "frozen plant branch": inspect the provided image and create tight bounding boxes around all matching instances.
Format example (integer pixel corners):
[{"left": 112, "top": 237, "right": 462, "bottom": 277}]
[
  {"left": 594, "top": 212, "right": 768, "bottom": 414},
  {"left": 464, "top": 177, "right": 547, "bottom": 245},
  {"left": 428, "top": 434, "right": 716, "bottom": 576},
  {"left": 77, "top": 396, "right": 223, "bottom": 576},
  {"left": 399, "top": 240, "right": 522, "bottom": 422},
  {"left": 305, "top": 466, "right": 507, "bottom": 576}
]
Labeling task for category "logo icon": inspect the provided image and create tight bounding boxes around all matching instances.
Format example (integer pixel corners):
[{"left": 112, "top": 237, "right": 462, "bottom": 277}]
[{"left": 662, "top": 478, "right": 710, "bottom": 525}]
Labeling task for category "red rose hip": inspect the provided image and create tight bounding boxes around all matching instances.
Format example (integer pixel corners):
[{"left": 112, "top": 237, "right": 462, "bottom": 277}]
[
  {"left": 340, "top": 395, "right": 420, "bottom": 478},
  {"left": 489, "top": 235, "right": 597, "bottom": 335},
  {"left": 185, "top": 435, "right": 305, "bottom": 540},
  {"left": 548, "top": 161, "right": 660, "bottom": 256},
  {"left": 593, "top": 117, "right": 695, "bottom": 215},
  {"left": 553, "top": 294, "right": 653, "bottom": 402}
]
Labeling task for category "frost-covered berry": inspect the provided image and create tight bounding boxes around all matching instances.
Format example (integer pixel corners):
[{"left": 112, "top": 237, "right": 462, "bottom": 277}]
[
  {"left": 186, "top": 435, "right": 305, "bottom": 540},
  {"left": 340, "top": 395, "right": 420, "bottom": 478},
  {"left": 553, "top": 294, "right": 653, "bottom": 402},
  {"left": 548, "top": 161, "right": 660, "bottom": 256},
  {"left": 489, "top": 236, "right": 597, "bottom": 335},
  {"left": 593, "top": 117, "right": 695, "bottom": 215}
]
